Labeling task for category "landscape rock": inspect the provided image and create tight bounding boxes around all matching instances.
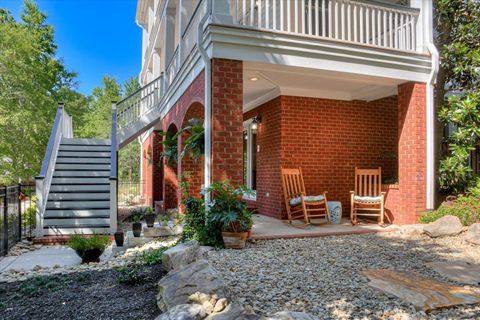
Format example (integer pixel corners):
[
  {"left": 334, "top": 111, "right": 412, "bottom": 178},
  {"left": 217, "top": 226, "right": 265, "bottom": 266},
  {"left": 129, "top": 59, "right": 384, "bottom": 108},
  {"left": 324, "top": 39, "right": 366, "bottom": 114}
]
[
  {"left": 204, "top": 302, "right": 249, "bottom": 320},
  {"left": 265, "top": 311, "right": 318, "bottom": 320},
  {"left": 203, "top": 301, "right": 214, "bottom": 314},
  {"left": 213, "top": 298, "right": 228, "bottom": 313},
  {"left": 162, "top": 240, "right": 201, "bottom": 271},
  {"left": 465, "top": 223, "right": 480, "bottom": 245},
  {"left": 157, "top": 259, "right": 228, "bottom": 312},
  {"left": 154, "top": 304, "right": 206, "bottom": 320},
  {"left": 423, "top": 215, "right": 463, "bottom": 238},
  {"left": 189, "top": 292, "right": 212, "bottom": 305},
  {"left": 397, "top": 224, "right": 424, "bottom": 237}
]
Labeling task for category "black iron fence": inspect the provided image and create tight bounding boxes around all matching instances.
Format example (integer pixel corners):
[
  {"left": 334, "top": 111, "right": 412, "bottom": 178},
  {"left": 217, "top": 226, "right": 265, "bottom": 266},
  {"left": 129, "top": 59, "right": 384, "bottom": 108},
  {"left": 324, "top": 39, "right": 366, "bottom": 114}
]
[
  {"left": 0, "top": 184, "right": 36, "bottom": 256},
  {"left": 118, "top": 180, "right": 146, "bottom": 206}
]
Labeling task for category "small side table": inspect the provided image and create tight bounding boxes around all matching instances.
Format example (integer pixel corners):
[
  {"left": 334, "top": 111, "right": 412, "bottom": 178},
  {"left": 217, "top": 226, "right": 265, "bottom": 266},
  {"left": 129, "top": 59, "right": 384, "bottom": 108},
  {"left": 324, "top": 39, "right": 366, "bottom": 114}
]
[{"left": 327, "top": 201, "right": 342, "bottom": 224}]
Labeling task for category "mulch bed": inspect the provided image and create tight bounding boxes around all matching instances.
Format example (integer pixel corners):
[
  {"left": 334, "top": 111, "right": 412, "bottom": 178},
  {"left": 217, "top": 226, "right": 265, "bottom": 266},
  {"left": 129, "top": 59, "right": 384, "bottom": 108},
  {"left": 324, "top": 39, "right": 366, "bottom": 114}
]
[{"left": 0, "top": 264, "right": 165, "bottom": 320}]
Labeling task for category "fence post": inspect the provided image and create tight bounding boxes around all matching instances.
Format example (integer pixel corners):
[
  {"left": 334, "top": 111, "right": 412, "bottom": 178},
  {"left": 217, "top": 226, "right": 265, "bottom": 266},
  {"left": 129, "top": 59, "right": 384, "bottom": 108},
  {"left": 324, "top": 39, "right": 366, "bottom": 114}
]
[
  {"left": 18, "top": 184, "right": 22, "bottom": 241},
  {"left": 3, "top": 186, "right": 8, "bottom": 255}
]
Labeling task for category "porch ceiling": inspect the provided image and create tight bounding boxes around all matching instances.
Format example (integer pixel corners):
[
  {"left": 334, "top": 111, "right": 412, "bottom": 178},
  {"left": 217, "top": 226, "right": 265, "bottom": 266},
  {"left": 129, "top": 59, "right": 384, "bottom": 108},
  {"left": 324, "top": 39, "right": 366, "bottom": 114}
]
[{"left": 243, "top": 62, "right": 404, "bottom": 112}]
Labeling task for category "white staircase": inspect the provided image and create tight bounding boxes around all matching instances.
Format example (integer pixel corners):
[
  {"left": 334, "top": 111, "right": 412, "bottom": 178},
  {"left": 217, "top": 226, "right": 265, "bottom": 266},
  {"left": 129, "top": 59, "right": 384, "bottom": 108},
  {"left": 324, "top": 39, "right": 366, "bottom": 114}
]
[{"left": 36, "top": 104, "right": 117, "bottom": 237}]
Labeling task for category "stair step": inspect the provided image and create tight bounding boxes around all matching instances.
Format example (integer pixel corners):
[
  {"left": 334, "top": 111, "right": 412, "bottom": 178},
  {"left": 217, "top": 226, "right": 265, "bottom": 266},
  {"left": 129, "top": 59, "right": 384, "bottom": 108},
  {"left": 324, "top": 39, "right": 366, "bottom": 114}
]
[
  {"left": 52, "top": 177, "right": 109, "bottom": 184},
  {"left": 49, "top": 184, "right": 110, "bottom": 192},
  {"left": 59, "top": 145, "right": 111, "bottom": 152},
  {"left": 44, "top": 209, "right": 110, "bottom": 219},
  {"left": 55, "top": 163, "right": 110, "bottom": 171},
  {"left": 48, "top": 193, "right": 110, "bottom": 201},
  {"left": 46, "top": 200, "right": 110, "bottom": 209},
  {"left": 43, "top": 218, "right": 111, "bottom": 227},
  {"left": 45, "top": 209, "right": 110, "bottom": 218},
  {"left": 58, "top": 151, "right": 110, "bottom": 158},
  {"left": 53, "top": 171, "right": 110, "bottom": 177},
  {"left": 56, "top": 157, "right": 111, "bottom": 164},
  {"left": 43, "top": 227, "right": 111, "bottom": 236},
  {"left": 61, "top": 138, "right": 110, "bottom": 146}
]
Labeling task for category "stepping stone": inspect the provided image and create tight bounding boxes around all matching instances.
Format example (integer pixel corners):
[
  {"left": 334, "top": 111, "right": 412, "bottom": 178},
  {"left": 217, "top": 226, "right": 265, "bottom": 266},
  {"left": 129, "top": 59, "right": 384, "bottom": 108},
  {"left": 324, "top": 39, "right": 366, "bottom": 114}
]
[
  {"left": 362, "top": 269, "right": 480, "bottom": 312},
  {"left": 426, "top": 261, "right": 480, "bottom": 286}
]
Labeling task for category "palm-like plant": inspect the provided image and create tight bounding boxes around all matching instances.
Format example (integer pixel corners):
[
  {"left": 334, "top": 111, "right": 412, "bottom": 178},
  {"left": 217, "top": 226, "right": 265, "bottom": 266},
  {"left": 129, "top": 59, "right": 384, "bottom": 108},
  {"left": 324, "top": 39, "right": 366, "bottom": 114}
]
[{"left": 181, "top": 118, "right": 204, "bottom": 163}]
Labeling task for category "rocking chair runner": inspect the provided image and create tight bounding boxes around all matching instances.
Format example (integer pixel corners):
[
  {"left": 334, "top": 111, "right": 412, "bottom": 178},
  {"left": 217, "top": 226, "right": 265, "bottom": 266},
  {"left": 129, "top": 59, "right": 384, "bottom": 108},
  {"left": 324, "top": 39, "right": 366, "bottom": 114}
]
[
  {"left": 350, "top": 167, "right": 385, "bottom": 225},
  {"left": 281, "top": 167, "right": 330, "bottom": 224}
]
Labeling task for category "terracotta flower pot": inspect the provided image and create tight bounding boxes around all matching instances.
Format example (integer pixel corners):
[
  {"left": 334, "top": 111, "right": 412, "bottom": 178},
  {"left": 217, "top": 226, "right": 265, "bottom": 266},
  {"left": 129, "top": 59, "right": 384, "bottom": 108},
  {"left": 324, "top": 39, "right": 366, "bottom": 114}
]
[
  {"left": 222, "top": 231, "right": 248, "bottom": 249},
  {"left": 114, "top": 231, "right": 124, "bottom": 247},
  {"left": 132, "top": 222, "right": 142, "bottom": 237}
]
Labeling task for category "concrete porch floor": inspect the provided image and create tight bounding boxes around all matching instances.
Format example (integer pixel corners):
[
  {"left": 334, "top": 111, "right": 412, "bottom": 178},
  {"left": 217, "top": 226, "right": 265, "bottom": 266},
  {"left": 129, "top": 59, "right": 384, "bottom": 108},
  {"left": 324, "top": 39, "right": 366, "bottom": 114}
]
[{"left": 250, "top": 214, "right": 399, "bottom": 240}]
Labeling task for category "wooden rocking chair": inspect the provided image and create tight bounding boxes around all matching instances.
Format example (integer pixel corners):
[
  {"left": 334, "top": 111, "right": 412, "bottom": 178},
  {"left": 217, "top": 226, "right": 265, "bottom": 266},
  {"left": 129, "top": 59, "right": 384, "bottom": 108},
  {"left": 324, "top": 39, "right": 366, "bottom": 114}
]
[
  {"left": 350, "top": 167, "right": 385, "bottom": 225},
  {"left": 281, "top": 167, "right": 330, "bottom": 225}
]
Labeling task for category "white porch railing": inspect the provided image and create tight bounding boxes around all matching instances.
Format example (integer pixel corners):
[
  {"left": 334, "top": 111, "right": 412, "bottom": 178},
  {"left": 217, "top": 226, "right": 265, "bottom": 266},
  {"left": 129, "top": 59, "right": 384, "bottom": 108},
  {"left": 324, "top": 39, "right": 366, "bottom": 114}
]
[
  {"left": 35, "top": 104, "right": 73, "bottom": 236},
  {"left": 165, "top": 47, "right": 180, "bottom": 89},
  {"left": 117, "top": 76, "right": 163, "bottom": 131},
  {"left": 232, "top": 0, "right": 420, "bottom": 52}
]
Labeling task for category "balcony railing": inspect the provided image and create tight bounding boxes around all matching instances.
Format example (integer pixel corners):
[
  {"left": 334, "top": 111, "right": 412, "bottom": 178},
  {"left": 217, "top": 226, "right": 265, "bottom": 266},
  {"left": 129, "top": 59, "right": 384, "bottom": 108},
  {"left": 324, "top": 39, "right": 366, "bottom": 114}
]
[
  {"left": 117, "top": 76, "right": 163, "bottom": 130},
  {"left": 232, "top": 0, "right": 420, "bottom": 52}
]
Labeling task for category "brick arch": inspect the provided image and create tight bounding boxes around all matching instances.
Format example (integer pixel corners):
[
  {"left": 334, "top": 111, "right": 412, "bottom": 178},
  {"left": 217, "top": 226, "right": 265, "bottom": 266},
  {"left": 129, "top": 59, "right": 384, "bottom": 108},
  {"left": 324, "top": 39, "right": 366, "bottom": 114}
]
[
  {"left": 163, "top": 123, "right": 179, "bottom": 210},
  {"left": 180, "top": 102, "right": 205, "bottom": 198}
]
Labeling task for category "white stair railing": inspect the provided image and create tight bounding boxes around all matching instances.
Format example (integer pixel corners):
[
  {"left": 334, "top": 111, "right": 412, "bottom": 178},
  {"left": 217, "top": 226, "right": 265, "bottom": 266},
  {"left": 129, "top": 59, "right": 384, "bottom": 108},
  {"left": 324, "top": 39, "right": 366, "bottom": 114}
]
[
  {"left": 35, "top": 103, "right": 73, "bottom": 237},
  {"left": 232, "top": 0, "right": 420, "bottom": 52}
]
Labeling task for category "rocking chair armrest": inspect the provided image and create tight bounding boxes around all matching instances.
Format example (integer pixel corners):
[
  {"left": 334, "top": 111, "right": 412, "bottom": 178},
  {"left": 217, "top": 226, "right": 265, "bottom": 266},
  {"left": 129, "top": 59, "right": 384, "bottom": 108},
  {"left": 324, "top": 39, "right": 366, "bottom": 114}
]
[{"left": 380, "top": 191, "right": 386, "bottom": 198}]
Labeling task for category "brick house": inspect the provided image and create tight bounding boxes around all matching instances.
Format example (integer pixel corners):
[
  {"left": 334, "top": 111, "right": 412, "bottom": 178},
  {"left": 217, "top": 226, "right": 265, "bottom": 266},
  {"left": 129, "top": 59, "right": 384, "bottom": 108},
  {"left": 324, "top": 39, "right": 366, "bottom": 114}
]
[{"left": 122, "top": 0, "right": 438, "bottom": 225}]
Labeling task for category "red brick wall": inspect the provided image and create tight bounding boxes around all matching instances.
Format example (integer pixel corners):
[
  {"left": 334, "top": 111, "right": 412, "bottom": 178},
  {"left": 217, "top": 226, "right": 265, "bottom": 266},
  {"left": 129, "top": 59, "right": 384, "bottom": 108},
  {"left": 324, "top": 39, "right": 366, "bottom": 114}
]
[
  {"left": 244, "top": 97, "right": 283, "bottom": 217},
  {"left": 394, "top": 82, "right": 426, "bottom": 224},
  {"left": 246, "top": 95, "right": 399, "bottom": 220},
  {"left": 141, "top": 131, "right": 162, "bottom": 206},
  {"left": 211, "top": 59, "right": 244, "bottom": 185}
]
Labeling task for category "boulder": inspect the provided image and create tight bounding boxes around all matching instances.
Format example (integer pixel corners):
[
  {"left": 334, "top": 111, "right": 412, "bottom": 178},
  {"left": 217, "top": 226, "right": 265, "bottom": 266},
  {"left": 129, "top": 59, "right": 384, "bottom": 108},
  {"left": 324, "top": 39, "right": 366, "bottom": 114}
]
[
  {"left": 204, "top": 302, "right": 252, "bottom": 320},
  {"left": 397, "top": 224, "right": 424, "bottom": 237},
  {"left": 162, "top": 240, "right": 201, "bottom": 271},
  {"left": 423, "top": 215, "right": 463, "bottom": 238},
  {"left": 157, "top": 259, "right": 228, "bottom": 311},
  {"left": 265, "top": 311, "right": 318, "bottom": 320},
  {"left": 465, "top": 223, "right": 480, "bottom": 245},
  {"left": 154, "top": 304, "right": 206, "bottom": 320}
]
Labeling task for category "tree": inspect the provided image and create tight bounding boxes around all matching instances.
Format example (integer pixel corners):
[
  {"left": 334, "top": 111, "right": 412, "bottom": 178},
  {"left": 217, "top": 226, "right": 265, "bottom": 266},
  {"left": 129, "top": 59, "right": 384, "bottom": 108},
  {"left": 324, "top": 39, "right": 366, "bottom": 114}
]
[
  {"left": 435, "top": 0, "right": 480, "bottom": 193},
  {"left": 0, "top": 1, "right": 80, "bottom": 184},
  {"left": 118, "top": 76, "right": 141, "bottom": 182}
]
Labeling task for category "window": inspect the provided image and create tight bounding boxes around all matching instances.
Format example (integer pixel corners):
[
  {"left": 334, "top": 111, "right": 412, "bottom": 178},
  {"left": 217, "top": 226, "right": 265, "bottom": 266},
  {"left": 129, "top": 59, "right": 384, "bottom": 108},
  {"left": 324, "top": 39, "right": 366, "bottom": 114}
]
[{"left": 243, "top": 119, "right": 257, "bottom": 200}]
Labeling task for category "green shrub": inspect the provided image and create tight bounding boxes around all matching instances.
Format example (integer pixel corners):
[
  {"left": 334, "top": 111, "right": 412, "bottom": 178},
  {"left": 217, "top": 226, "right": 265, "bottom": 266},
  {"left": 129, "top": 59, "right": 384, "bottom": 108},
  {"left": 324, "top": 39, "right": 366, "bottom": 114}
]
[
  {"left": 181, "top": 196, "right": 223, "bottom": 248},
  {"left": 68, "top": 234, "right": 111, "bottom": 252},
  {"left": 116, "top": 263, "right": 147, "bottom": 285},
  {"left": 420, "top": 194, "right": 480, "bottom": 226},
  {"left": 142, "top": 247, "right": 168, "bottom": 266},
  {"left": 124, "top": 207, "right": 145, "bottom": 223}
]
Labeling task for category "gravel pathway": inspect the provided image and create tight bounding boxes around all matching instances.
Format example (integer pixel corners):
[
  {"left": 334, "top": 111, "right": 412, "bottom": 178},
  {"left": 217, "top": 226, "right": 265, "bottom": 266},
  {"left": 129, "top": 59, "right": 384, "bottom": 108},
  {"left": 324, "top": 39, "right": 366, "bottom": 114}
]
[{"left": 208, "top": 232, "right": 480, "bottom": 319}]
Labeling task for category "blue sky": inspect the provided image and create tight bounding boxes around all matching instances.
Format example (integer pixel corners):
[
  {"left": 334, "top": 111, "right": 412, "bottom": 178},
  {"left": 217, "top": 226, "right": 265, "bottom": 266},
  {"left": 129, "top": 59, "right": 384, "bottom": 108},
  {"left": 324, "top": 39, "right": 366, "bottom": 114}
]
[{"left": 0, "top": 0, "right": 142, "bottom": 95}]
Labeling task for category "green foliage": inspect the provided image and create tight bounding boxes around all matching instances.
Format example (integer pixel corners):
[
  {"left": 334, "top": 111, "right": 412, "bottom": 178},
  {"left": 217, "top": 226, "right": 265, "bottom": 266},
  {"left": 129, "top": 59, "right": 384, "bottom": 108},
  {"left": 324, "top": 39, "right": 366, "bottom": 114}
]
[
  {"left": 0, "top": 1, "right": 80, "bottom": 184},
  {"left": 420, "top": 179, "right": 480, "bottom": 225},
  {"left": 204, "top": 180, "right": 253, "bottom": 233},
  {"left": 180, "top": 118, "right": 205, "bottom": 162},
  {"left": 160, "top": 130, "right": 179, "bottom": 165},
  {"left": 124, "top": 207, "right": 145, "bottom": 223},
  {"left": 116, "top": 263, "right": 147, "bottom": 285},
  {"left": 67, "top": 234, "right": 111, "bottom": 252},
  {"left": 435, "top": 0, "right": 480, "bottom": 194},
  {"left": 142, "top": 246, "right": 170, "bottom": 266}
]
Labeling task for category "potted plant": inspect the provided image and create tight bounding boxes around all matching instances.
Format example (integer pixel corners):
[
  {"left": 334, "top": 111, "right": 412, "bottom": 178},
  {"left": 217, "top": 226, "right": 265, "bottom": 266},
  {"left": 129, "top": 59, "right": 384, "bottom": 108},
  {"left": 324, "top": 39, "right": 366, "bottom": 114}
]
[
  {"left": 158, "top": 214, "right": 170, "bottom": 227},
  {"left": 125, "top": 208, "right": 144, "bottom": 237},
  {"left": 204, "top": 180, "right": 254, "bottom": 249},
  {"left": 68, "top": 234, "right": 111, "bottom": 263},
  {"left": 114, "top": 231, "right": 124, "bottom": 247},
  {"left": 145, "top": 207, "right": 156, "bottom": 228}
]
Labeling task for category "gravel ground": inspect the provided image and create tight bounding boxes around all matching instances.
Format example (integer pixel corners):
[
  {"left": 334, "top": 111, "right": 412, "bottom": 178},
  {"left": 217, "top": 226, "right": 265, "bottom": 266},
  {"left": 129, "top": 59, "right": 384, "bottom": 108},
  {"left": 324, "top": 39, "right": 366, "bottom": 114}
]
[
  {"left": 0, "top": 264, "right": 164, "bottom": 320},
  {"left": 208, "top": 232, "right": 480, "bottom": 319}
]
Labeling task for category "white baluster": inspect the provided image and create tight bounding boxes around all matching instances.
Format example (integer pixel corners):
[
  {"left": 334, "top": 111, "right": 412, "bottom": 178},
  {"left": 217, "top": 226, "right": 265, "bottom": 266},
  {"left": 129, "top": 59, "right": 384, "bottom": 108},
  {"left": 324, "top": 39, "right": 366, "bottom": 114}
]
[
  {"left": 400, "top": 13, "right": 404, "bottom": 50},
  {"left": 377, "top": 8, "right": 381, "bottom": 46},
  {"left": 334, "top": 0, "right": 338, "bottom": 39},
  {"left": 394, "top": 12, "right": 398, "bottom": 49},
  {"left": 383, "top": 9, "right": 387, "bottom": 47},
  {"left": 302, "top": 0, "right": 306, "bottom": 34},
  {"left": 328, "top": 0, "right": 332, "bottom": 38},
  {"left": 308, "top": 0, "right": 312, "bottom": 35},
  {"left": 366, "top": 6, "right": 369, "bottom": 44},
  {"left": 322, "top": 0, "right": 326, "bottom": 37},
  {"left": 266, "top": 0, "right": 269, "bottom": 28},
  {"left": 242, "top": 0, "right": 246, "bottom": 25},
  {"left": 359, "top": 5, "right": 363, "bottom": 43},
  {"left": 280, "top": 0, "right": 284, "bottom": 31},
  {"left": 406, "top": 14, "right": 411, "bottom": 51},
  {"left": 315, "top": 0, "right": 319, "bottom": 36},
  {"left": 250, "top": 0, "right": 254, "bottom": 26},
  {"left": 341, "top": 0, "right": 345, "bottom": 40},
  {"left": 294, "top": 0, "right": 298, "bottom": 33},
  {"left": 347, "top": 1, "right": 351, "bottom": 41},
  {"left": 389, "top": 11, "right": 393, "bottom": 48},
  {"left": 411, "top": 14, "right": 416, "bottom": 51},
  {"left": 273, "top": 0, "right": 276, "bottom": 30}
]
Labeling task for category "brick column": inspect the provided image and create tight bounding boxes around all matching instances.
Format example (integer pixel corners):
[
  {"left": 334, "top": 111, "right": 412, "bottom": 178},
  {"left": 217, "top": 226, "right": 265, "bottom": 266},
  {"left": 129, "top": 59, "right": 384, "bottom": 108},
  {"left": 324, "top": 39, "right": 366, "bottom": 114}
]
[
  {"left": 141, "top": 131, "right": 163, "bottom": 206},
  {"left": 396, "top": 82, "right": 427, "bottom": 224},
  {"left": 210, "top": 59, "right": 244, "bottom": 185}
]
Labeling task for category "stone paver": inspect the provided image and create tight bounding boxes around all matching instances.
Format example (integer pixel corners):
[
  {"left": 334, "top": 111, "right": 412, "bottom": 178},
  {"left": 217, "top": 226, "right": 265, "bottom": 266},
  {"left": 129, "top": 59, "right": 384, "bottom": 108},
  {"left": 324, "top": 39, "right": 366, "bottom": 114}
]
[
  {"left": 250, "top": 215, "right": 398, "bottom": 239},
  {"left": 0, "top": 245, "right": 112, "bottom": 272},
  {"left": 426, "top": 261, "right": 480, "bottom": 285}
]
